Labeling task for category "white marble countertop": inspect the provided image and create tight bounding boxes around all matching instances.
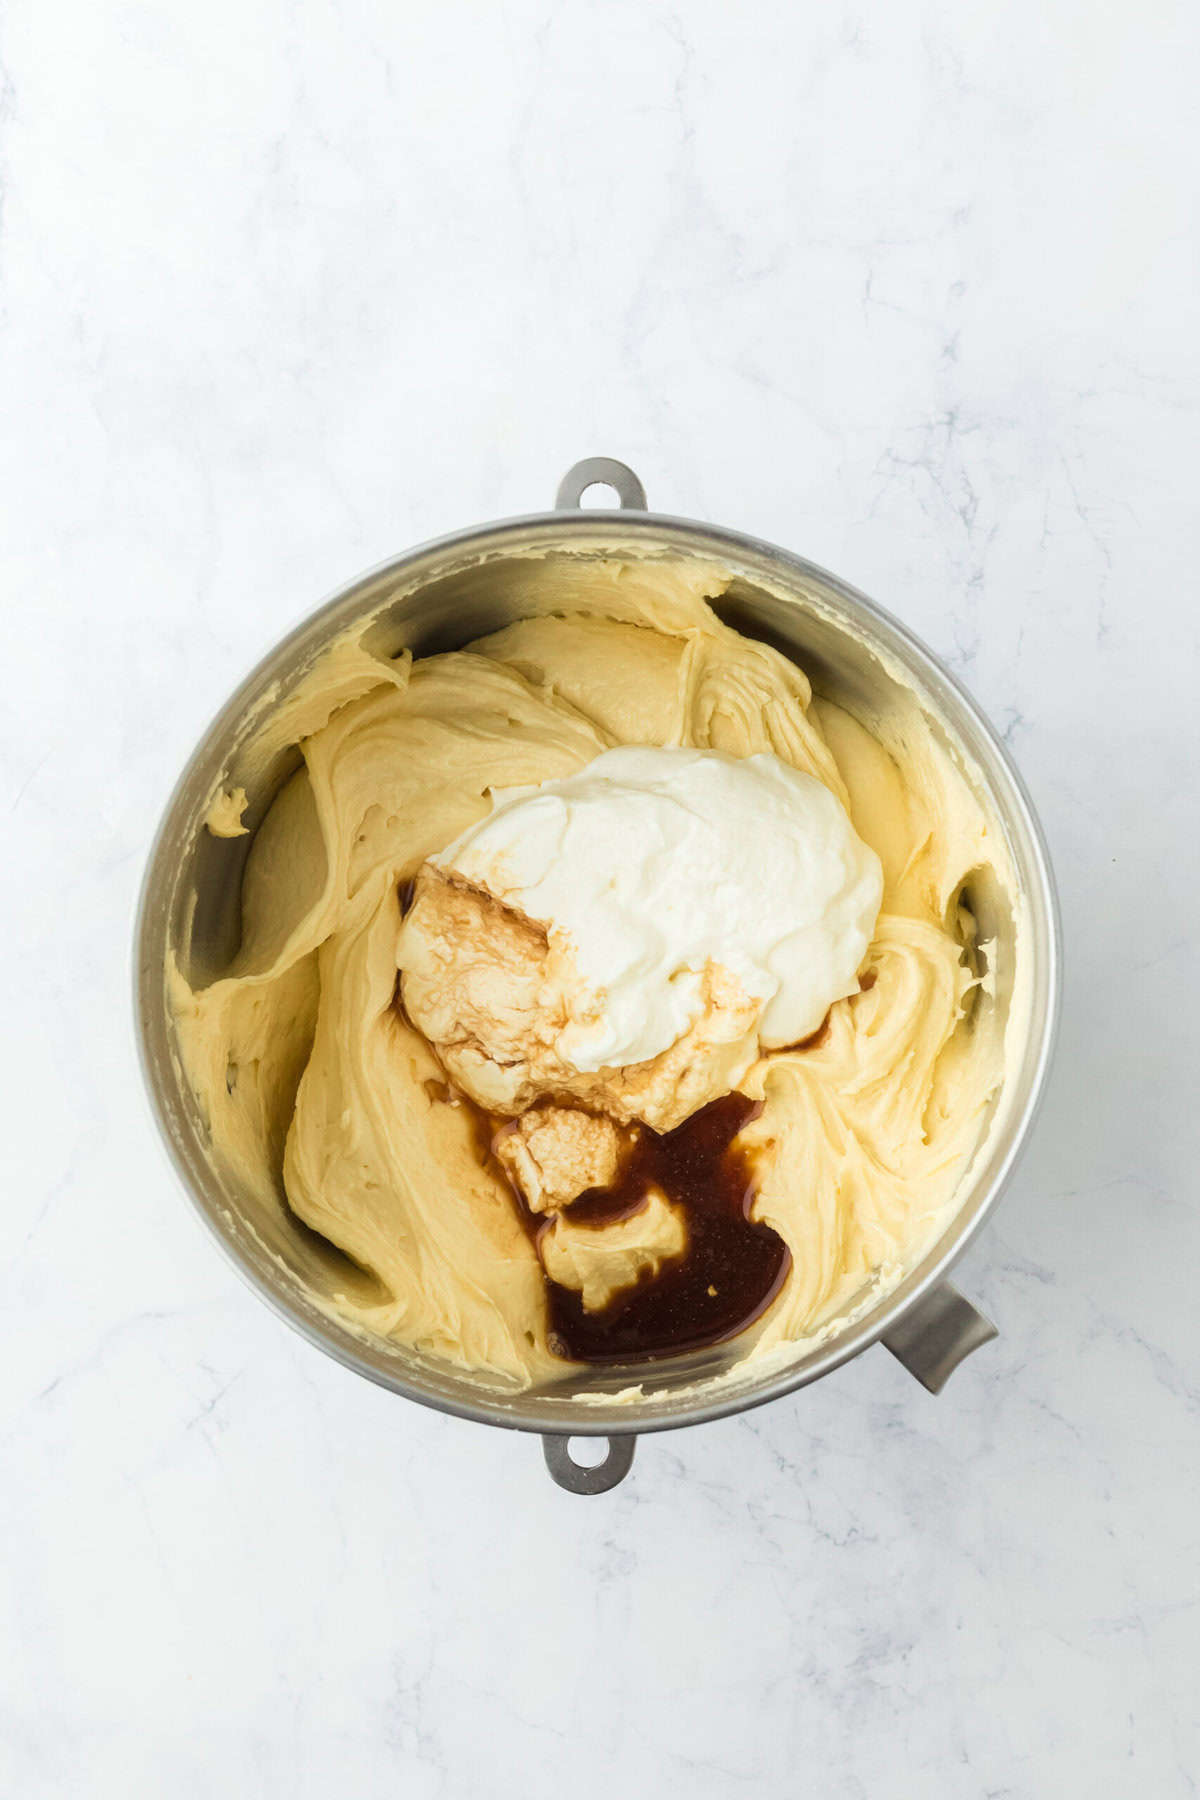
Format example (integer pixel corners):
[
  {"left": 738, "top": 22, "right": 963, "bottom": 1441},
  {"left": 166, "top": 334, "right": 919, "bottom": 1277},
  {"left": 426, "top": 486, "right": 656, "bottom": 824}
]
[{"left": 3, "top": 1, "right": 1198, "bottom": 1793}]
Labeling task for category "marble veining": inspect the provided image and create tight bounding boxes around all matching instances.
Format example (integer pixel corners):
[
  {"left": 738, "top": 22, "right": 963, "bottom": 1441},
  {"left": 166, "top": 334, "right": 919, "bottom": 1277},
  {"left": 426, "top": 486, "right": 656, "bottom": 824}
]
[{"left": 1, "top": 0, "right": 1197, "bottom": 1794}]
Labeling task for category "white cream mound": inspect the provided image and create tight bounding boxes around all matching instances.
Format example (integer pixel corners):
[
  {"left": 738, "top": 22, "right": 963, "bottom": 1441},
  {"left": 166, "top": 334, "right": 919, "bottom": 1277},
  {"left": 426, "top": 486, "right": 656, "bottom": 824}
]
[{"left": 432, "top": 745, "right": 884, "bottom": 1072}]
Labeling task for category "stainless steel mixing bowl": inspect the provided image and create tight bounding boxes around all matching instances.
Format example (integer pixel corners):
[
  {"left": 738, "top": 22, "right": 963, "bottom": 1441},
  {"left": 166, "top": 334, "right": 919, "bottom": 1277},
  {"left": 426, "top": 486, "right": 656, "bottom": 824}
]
[{"left": 135, "top": 457, "right": 1060, "bottom": 1493}]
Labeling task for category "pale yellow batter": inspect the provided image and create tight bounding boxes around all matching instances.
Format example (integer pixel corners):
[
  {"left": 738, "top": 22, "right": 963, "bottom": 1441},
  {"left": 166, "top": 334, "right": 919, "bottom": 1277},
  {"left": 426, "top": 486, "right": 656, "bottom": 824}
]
[{"left": 170, "top": 558, "right": 1013, "bottom": 1389}]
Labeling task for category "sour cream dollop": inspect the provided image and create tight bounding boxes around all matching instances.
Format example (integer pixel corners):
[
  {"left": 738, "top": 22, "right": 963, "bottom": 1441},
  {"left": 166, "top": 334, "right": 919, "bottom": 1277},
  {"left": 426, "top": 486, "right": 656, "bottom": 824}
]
[{"left": 432, "top": 745, "right": 883, "bottom": 1072}]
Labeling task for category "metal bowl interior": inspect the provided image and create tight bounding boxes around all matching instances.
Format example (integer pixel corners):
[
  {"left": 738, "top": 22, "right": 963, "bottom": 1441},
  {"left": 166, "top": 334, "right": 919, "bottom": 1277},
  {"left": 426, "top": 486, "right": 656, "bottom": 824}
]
[{"left": 136, "top": 511, "right": 1060, "bottom": 1436}]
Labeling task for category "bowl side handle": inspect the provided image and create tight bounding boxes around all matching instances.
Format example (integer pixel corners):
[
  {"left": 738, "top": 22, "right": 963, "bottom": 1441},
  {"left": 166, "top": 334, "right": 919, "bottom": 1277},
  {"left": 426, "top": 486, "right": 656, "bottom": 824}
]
[
  {"left": 542, "top": 1433, "right": 637, "bottom": 1494},
  {"left": 881, "top": 1281, "right": 998, "bottom": 1393},
  {"left": 555, "top": 456, "right": 648, "bottom": 512}
]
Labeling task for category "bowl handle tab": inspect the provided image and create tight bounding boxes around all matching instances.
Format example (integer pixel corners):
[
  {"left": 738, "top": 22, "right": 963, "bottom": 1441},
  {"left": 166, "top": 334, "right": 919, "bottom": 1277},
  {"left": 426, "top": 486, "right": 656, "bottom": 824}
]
[
  {"left": 555, "top": 457, "right": 648, "bottom": 512},
  {"left": 881, "top": 1281, "right": 998, "bottom": 1394},
  {"left": 542, "top": 1433, "right": 637, "bottom": 1494}
]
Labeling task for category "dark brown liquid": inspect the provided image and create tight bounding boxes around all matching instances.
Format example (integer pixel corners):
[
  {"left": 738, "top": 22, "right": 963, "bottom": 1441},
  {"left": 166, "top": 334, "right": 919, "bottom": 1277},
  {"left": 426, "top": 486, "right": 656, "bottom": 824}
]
[
  {"left": 397, "top": 951, "right": 884, "bottom": 1368},
  {"left": 521, "top": 1093, "right": 790, "bottom": 1365},
  {"left": 404, "top": 991, "right": 875, "bottom": 1368}
]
